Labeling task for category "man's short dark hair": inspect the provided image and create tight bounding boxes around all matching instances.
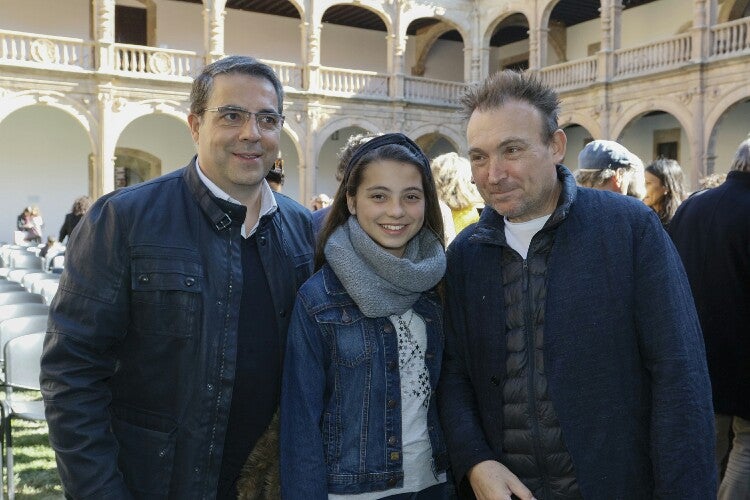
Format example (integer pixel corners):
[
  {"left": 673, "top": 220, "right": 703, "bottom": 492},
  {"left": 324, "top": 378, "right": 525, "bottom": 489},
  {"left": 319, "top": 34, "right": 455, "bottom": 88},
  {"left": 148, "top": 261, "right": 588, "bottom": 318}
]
[
  {"left": 190, "top": 55, "right": 284, "bottom": 115},
  {"left": 460, "top": 70, "right": 560, "bottom": 143}
]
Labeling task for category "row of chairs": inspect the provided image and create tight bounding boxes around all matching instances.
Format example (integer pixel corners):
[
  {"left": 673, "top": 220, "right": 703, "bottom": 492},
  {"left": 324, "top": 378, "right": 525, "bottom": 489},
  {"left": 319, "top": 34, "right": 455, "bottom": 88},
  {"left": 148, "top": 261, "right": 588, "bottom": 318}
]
[{"left": 0, "top": 244, "right": 56, "bottom": 499}]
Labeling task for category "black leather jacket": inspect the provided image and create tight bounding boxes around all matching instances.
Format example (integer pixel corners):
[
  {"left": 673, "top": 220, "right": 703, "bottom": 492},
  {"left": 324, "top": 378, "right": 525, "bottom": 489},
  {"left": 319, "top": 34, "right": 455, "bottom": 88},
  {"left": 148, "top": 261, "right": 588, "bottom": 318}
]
[{"left": 40, "top": 159, "right": 314, "bottom": 499}]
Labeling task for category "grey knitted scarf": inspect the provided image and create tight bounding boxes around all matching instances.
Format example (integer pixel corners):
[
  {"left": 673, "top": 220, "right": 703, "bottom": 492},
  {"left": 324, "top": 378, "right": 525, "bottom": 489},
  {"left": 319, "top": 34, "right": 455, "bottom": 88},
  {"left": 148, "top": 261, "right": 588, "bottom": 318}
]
[{"left": 324, "top": 216, "right": 446, "bottom": 318}]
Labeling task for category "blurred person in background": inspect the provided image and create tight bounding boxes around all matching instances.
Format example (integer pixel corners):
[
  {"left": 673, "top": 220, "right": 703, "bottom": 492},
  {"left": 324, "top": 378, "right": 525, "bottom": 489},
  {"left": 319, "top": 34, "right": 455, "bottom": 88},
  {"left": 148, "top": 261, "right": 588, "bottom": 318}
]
[
  {"left": 430, "top": 152, "right": 484, "bottom": 234},
  {"left": 58, "top": 195, "right": 92, "bottom": 244},
  {"left": 643, "top": 158, "right": 685, "bottom": 227},
  {"left": 669, "top": 139, "right": 750, "bottom": 500}
]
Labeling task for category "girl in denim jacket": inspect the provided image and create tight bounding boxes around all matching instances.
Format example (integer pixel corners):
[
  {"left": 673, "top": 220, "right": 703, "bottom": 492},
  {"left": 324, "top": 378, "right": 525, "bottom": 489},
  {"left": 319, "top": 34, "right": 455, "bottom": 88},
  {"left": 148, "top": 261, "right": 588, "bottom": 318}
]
[{"left": 280, "top": 133, "right": 453, "bottom": 499}]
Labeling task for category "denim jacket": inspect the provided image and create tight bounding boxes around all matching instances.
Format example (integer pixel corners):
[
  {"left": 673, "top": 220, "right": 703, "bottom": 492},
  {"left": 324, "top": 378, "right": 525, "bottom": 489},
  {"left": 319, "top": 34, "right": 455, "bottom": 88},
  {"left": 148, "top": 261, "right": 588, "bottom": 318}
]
[
  {"left": 41, "top": 158, "right": 314, "bottom": 499},
  {"left": 280, "top": 264, "right": 449, "bottom": 498}
]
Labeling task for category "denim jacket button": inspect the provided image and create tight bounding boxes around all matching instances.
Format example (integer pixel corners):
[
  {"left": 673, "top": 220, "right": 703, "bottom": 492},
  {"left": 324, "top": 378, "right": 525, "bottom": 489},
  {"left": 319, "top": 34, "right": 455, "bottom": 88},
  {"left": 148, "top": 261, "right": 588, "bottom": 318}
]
[
  {"left": 387, "top": 361, "right": 397, "bottom": 371},
  {"left": 184, "top": 277, "right": 195, "bottom": 286},
  {"left": 490, "top": 375, "right": 500, "bottom": 386},
  {"left": 388, "top": 435, "right": 397, "bottom": 445},
  {"left": 387, "top": 478, "right": 398, "bottom": 487},
  {"left": 383, "top": 324, "right": 393, "bottom": 333},
  {"left": 387, "top": 399, "right": 397, "bottom": 409},
  {"left": 259, "top": 236, "right": 267, "bottom": 246},
  {"left": 138, "top": 274, "right": 150, "bottom": 283},
  {"left": 279, "top": 309, "right": 286, "bottom": 318},
  {"left": 158, "top": 449, "right": 166, "bottom": 458}
]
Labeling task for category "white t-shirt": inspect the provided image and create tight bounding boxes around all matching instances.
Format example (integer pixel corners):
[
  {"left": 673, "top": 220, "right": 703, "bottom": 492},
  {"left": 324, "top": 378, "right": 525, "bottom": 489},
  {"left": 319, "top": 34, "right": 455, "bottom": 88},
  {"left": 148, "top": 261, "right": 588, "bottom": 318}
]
[
  {"left": 329, "top": 309, "right": 445, "bottom": 499},
  {"left": 504, "top": 214, "right": 551, "bottom": 259}
]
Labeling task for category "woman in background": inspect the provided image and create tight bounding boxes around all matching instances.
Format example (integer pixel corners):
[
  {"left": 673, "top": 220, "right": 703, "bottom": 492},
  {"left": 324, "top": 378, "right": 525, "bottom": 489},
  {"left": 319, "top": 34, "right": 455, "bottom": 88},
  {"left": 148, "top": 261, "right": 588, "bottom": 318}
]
[
  {"left": 429, "top": 153, "right": 483, "bottom": 234},
  {"left": 59, "top": 195, "right": 92, "bottom": 243},
  {"left": 280, "top": 133, "right": 452, "bottom": 499},
  {"left": 644, "top": 158, "right": 685, "bottom": 227}
]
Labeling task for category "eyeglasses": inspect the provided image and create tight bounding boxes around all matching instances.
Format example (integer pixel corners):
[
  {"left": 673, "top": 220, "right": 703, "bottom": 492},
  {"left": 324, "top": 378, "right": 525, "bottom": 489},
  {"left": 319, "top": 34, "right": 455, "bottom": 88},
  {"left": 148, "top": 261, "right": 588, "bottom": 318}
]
[{"left": 202, "top": 106, "right": 285, "bottom": 132}]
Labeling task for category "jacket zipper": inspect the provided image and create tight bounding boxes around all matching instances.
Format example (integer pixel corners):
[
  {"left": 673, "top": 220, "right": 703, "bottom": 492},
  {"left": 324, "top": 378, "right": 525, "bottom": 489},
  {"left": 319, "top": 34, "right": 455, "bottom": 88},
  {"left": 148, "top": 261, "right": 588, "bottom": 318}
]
[{"left": 522, "top": 258, "right": 552, "bottom": 498}]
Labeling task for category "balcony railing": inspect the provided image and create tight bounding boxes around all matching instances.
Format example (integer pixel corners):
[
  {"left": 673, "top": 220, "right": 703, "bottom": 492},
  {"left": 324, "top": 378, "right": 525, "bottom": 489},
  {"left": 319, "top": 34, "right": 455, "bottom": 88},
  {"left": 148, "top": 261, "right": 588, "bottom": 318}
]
[
  {"left": 539, "top": 56, "right": 598, "bottom": 91},
  {"left": 404, "top": 76, "right": 466, "bottom": 106},
  {"left": 113, "top": 43, "right": 202, "bottom": 79},
  {"left": 0, "top": 29, "right": 93, "bottom": 70},
  {"left": 711, "top": 17, "right": 750, "bottom": 58},
  {"left": 318, "top": 67, "right": 389, "bottom": 98},
  {"left": 263, "top": 59, "right": 304, "bottom": 89},
  {"left": 614, "top": 33, "right": 692, "bottom": 78}
]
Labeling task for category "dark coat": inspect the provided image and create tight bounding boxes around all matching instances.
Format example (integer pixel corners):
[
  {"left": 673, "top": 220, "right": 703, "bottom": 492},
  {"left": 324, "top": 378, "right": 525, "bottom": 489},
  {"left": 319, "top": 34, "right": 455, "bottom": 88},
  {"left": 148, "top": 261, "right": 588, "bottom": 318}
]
[
  {"left": 438, "top": 165, "right": 716, "bottom": 499},
  {"left": 669, "top": 170, "right": 750, "bottom": 420},
  {"left": 41, "top": 158, "right": 314, "bottom": 499}
]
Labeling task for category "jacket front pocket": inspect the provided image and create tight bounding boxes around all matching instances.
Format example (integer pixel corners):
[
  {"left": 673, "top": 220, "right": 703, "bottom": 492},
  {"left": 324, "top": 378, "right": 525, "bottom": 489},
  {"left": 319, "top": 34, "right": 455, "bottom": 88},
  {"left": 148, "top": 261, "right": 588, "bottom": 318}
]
[
  {"left": 131, "top": 255, "right": 203, "bottom": 338},
  {"left": 112, "top": 411, "right": 177, "bottom": 496}
]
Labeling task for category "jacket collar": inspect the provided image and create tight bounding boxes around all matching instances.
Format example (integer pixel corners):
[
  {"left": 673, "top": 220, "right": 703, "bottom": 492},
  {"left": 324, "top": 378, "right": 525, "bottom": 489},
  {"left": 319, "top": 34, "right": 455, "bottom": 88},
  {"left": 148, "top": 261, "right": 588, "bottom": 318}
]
[
  {"left": 471, "top": 164, "right": 578, "bottom": 246},
  {"left": 184, "top": 155, "right": 245, "bottom": 232},
  {"left": 727, "top": 170, "right": 750, "bottom": 187}
]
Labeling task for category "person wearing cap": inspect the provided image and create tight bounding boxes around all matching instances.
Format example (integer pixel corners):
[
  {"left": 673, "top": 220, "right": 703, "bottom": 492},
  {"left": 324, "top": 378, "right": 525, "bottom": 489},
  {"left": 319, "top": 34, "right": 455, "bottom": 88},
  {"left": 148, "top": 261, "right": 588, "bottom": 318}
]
[
  {"left": 438, "top": 70, "right": 715, "bottom": 499},
  {"left": 575, "top": 139, "right": 646, "bottom": 199},
  {"left": 280, "top": 133, "right": 453, "bottom": 498}
]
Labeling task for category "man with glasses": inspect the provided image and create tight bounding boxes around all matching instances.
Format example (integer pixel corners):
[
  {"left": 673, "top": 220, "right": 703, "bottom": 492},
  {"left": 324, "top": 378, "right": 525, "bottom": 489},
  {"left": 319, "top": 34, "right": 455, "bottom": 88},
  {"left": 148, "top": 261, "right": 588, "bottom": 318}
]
[{"left": 41, "top": 56, "right": 315, "bottom": 499}]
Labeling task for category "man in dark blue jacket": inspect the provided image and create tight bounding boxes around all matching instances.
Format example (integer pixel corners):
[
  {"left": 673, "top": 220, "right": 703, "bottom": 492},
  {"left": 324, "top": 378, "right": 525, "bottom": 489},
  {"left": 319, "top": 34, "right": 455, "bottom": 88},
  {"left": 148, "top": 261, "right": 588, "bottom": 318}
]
[
  {"left": 41, "top": 55, "right": 314, "bottom": 499},
  {"left": 669, "top": 139, "right": 750, "bottom": 500},
  {"left": 437, "top": 70, "right": 715, "bottom": 499}
]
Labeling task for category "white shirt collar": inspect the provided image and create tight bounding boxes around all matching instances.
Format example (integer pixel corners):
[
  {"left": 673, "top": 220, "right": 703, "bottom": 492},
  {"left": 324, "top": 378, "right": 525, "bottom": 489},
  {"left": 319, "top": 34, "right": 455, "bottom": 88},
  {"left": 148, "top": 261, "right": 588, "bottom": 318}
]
[{"left": 194, "top": 158, "right": 277, "bottom": 238}]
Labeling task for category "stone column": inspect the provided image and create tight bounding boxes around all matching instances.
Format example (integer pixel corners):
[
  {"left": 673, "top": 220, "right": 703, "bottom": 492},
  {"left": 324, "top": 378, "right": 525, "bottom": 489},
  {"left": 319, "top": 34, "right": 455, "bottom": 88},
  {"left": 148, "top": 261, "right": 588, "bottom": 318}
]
[
  {"left": 308, "top": 24, "right": 322, "bottom": 93},
  {"left": 389, "top": 33, "right": 406, "bottom": 99},
  {"left": 691, "top": 0, "right": 716, "bottom": 62},
  {"left": 203, "top": 0, "right": 227, "bottom": 64},
  {"left": 528, "top": 27, "right": 548, "bottom": 71},
  {"left": 92, "top": 0, "right": 115, "bottom": 71},
  {"left": 598, "top": 0, "right": 622, "bottom": 82},
  {"left": 95, "top": 89, "right": 117, "bottom": 196}
]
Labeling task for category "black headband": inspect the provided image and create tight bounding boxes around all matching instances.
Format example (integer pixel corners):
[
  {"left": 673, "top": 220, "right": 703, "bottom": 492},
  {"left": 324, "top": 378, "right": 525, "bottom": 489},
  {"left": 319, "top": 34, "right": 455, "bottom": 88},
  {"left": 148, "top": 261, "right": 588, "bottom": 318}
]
[{"left": 343, "top": 132, "right": 433, "bottom": 184}]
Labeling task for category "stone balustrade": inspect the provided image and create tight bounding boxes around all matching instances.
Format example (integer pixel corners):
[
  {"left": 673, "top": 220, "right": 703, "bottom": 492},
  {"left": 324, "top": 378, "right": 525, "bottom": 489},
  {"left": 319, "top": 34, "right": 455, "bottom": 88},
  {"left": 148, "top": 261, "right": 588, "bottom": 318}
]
[
  {"left": 538, "top": 56, "right": 598, "bottom": 90},
  {"left": 712, "top": 16, "right": 750, "bottom": 57},
  {"left": 318, "top": 66, "right": 389, "bottom": 99},
  {"left": 615, "top": 33, "right": 692, "bottom": 78},
  {"left": 404, "top": 76, "right": 467, "bottom": 106},
  {"left": 113, "top": 43, "right": 202, "bottom": 79},
  {"left": 0, "top": 29, "right": 94, "bottom": 70}
]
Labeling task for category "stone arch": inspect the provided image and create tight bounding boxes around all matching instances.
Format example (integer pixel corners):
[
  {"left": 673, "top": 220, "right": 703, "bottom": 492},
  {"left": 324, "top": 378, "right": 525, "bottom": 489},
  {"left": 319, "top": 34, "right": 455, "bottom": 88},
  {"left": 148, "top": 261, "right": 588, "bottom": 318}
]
[
  {"left": 718, "top": 0, "right": 750, "bottom": 22},
  {"left": 281, "top": 121, "right": 305, "bottom": 170},
  {"left": 408, "top": 123, "right": 464, "bottom": 153},
  {"left": 560, "top": 122, "right": 597, "bottom": 169},
  {"left": 314, "top": 1, "right": 393, "bottom": 35},
  {"left": 0, "top": 90, "right": 97, "bottom": 155},
  {"left": 482, "top": 7, "right": 533, "bottom": 48},
  {"left": 559, "top": 111, "right": 601, "bottom": 140},
  {"left": 107, "top": 99, "right": 188, "bottom": 144},
  {"left": 611, "top": 100, "right": 694, "bottom": 146},
  {"left": 314, "top": 116, "right": 380, "bottom": 153},
  {"left": 399, "top": 10, "right": 471, "bottom": 43},
  {"left": 406, "top": 17, "right": 467, "bottom": 77},
  {"left": 705, "top": 86, "right": 750, "bottom": 174}
]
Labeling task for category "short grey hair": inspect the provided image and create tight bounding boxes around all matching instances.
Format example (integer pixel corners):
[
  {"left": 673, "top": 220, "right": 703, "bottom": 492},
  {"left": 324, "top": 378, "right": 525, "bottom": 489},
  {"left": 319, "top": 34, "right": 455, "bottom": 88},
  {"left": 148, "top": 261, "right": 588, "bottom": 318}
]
[
  {"left": 190, "top": 55, "right": 284, "bottom": 115},
  {"left": 730, "top": 138, "right": 750, "bottom": 173}
]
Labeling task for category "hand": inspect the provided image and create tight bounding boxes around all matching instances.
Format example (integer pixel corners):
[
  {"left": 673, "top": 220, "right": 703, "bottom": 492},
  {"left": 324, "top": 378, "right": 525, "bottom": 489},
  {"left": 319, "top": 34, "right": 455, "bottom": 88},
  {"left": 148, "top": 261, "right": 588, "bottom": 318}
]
[{"left": 467, "top": 460, "right": 536, "bottom": 500}]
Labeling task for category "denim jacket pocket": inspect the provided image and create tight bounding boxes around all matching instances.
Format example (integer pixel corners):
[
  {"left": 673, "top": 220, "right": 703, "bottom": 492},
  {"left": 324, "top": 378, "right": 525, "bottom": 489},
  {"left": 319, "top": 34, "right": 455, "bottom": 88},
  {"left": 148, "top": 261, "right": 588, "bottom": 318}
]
[
  {"left": 130, "top": 253, "right": 203, "bottom": 338},
  {"left": 316, "top": 307, "right": 375, "bottom": 367}
]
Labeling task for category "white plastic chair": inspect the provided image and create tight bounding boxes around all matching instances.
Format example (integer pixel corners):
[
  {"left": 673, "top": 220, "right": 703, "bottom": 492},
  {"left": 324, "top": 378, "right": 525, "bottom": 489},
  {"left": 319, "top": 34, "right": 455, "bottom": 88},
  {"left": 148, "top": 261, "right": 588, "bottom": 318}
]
[
  {"left": 1, "top": 332, "right": 46, "bottom": 500},
  {"left": 0, "top": 292, "right": 44, "bottom": 307},
  {"left": 20, "top": 272, "right": 51, "bottom": 292},
  {"left": 0, "top": 315, "right": 48, "bottom": 383},
  {"left": 0, "top": 304, "right": 50, "bottom": 325},
  {"left": 30, "top": 278, "right": 59, "bottom": 296},
  {"left": 40, "top": 282, "right": 60, "bottom": 305},
  {"left": 0, "top": 283, "right": 24, "bottom": 293}
]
